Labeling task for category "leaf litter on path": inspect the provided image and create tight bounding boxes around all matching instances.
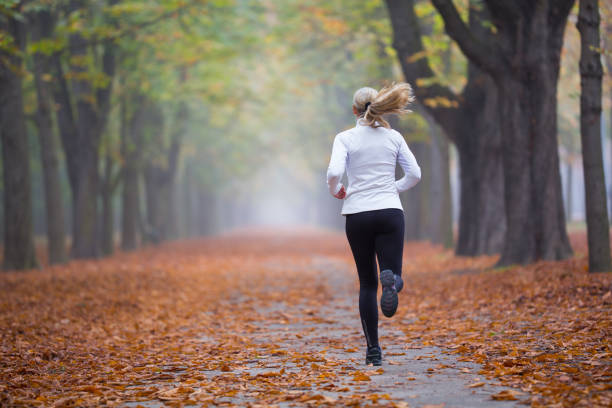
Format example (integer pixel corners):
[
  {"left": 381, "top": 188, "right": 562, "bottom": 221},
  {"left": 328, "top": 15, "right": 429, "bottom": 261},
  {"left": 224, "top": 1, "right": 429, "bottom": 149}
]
[{"left": 0, "top": 228, "right": 609, "bottom": 407}]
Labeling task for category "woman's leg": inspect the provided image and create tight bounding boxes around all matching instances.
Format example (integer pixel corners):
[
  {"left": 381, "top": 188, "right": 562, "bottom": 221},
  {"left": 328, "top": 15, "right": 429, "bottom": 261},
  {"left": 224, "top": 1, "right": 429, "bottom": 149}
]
[
  {"left": 374, "top": 209, "right": 405, "bottom": 317},
  {"left": 374, "top": 209, "right": 405, "bottom": 277},
  {"left": 345, "top": 212, "right": 379, "bottom": 349}
]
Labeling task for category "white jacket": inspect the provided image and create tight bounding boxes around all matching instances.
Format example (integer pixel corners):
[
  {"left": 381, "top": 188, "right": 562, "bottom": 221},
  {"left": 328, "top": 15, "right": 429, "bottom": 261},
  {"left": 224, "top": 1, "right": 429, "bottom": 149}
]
[{"left": 326, "top": 119, "right": 421, "bottom": 215}]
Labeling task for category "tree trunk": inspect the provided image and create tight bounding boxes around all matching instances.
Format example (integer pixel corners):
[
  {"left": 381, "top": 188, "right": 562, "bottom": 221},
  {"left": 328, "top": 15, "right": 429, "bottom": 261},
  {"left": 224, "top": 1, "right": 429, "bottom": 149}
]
[
  {"left": 100, "top": 160, "right": 113, "bottom": 256},
  {"left": 500, "top": 10, "right": 572, "bottom": 264},
  {"left": 454, "top": 74, "right": 505, "bottom": 255},
  {"left": 565, "top": 160, "right": 573, "bottom": 221},
  {"left": 602, "top": 5, "right": 612, "bottom": 224},
  {"left": 31, "top": 10, "right": 67, "bottom": 265},
  {"left": 439, "top": 137, "right": 453, "bottom": 248},
  {"left": 454, "top": 144, "right": 504, "bottom": 255},
  {"left": 609, "top": 101, "right": 612, "bottom": 224},
  {"left": 169, "top": 174, "right": 180, "bottom": 239},
  {"left": 50, "top": 1, "right": 117, "bottom": 259},
  {"left": 402, "top": 141, "right": 429, "bottom": 240},
  {"left": 577, "top": 0, "right": 611, "bottom": 272},
  {"left": 0, "top": 12, "right": 38, "bottom": 270},
  {"left": 144, "top": 166, "right": 171, "bottom": 242},
  {"left": 121, "top": 96, "right": 143, "bottom": 250},
  {"left": 431, "top": 119, "right": 454, "bottom": 249},
  {"left": 496, "top": 74, "right": 571, "bottom": 264},
  {"left": 425, "top": 112, "right": 453, "bottom": 247},
  {"left": 385, "top": 0, "right": 505, "bottom": 255},
  {"left": 100, "top": 154, "right": 119, "bottom": 256},
  {"left": 609, "top": 93, "right": 612, "bottom": 224},
  {"left": 144, "top": 103, "right": 187, "bottom": 242},
  {"left": 67, "top": 25, "right": 100, "bottom": 258},
  {"left": 182, "top": 163, "right": 197, "bottom": 237},
  {"left": 431, "top": 0, "right": 574, "bottom": 265}
]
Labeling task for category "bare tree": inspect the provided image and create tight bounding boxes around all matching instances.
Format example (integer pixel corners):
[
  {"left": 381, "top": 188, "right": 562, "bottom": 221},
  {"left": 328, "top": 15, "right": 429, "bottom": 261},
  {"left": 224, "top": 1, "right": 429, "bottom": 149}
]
[{"left": 577, "top": 0, "right": 611, "bottom": 272}]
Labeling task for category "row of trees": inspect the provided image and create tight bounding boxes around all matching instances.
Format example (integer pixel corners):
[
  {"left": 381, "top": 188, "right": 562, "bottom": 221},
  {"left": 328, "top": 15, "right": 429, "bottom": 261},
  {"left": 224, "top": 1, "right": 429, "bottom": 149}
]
[
  {"left": 1, "top": 0, "right": 260, "bottom": 269},
  {"left": 0, "top": 0, "right": 610, "bottom": 272},
  {"left": 2, "top": 0, "right": 375, "bottom": 270},
  {"left": 386, "top": 0, "right": 610, "bottom": 271}
]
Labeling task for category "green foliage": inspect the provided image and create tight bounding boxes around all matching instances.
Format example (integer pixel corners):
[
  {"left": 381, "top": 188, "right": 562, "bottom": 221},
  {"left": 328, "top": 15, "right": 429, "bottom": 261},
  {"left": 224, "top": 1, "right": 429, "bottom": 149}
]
[
  {"left": 17, "top": 0, "right": 459, "bottom": 199},
  {"left": 0, "top": 0, "right": 25, "bottom": 22}
]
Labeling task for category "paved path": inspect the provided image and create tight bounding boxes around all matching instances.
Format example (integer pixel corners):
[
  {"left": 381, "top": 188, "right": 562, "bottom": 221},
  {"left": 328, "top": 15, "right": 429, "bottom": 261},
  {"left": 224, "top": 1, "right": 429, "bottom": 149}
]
[{"left": 126, "top": 254, "right": 524, "bottom": 407}]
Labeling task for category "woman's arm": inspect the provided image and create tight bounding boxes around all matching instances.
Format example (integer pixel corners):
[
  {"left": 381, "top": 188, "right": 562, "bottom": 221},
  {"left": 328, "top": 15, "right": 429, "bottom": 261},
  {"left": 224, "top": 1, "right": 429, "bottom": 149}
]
[
  {"left": 395, "top": 136, "right": 421, "bottom": 193},
  {"left": 326, "top": 134, "right": 348, "bottom": 197}
]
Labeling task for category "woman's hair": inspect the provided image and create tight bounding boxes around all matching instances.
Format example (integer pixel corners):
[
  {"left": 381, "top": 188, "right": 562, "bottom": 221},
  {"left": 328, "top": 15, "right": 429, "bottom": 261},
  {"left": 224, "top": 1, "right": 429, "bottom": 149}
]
[{"left": 352, "top": 82, "right": 415, "bottom": 128}]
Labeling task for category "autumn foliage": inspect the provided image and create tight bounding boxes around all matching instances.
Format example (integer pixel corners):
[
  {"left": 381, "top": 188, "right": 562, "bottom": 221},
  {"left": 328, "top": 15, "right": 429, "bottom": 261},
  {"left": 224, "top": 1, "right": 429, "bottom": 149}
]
[{"left": 0, "top": 229, "right": 610, "bottom": 407}]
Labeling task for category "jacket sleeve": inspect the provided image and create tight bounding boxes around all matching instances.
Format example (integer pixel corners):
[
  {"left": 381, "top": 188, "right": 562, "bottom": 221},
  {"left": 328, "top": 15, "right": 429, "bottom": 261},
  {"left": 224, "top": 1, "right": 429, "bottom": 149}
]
[
  {"left": 326, "top": 134, "right": 348, "bottom": 196},
  {"left": 395, "top": 136, "right": 421, "bottom": 193}
]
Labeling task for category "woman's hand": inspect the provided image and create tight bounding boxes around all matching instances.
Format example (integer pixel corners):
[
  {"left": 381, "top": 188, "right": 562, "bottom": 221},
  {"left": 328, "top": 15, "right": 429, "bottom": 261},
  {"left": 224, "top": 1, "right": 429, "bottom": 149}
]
[{"left": 334, "top": 186, "right": 346, "bottom": 199}]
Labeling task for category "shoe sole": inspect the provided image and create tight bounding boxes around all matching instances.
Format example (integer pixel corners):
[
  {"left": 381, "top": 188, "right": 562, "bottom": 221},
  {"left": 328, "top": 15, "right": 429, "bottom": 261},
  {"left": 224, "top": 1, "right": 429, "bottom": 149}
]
[
  {"left": 366, "top": 349, "right": 383, "bottom": 366},
  {"left": 380, "top": 269, "right": 398, "bottom": 317},
  {"left": 366, "top": 358, "right": 382, "bottom": 366}
]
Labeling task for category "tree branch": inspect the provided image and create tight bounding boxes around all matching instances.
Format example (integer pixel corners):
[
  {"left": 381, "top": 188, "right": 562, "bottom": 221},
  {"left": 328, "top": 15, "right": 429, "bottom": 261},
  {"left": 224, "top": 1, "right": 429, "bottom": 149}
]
[
  {"left": 385, "top": 0, "right": 462, "bottom": 142},
  {"left": 480, "top": 0, "right": 522, "bottom": 23},
  {"left": 549, "top": 0, "right": 576, "bottom": 27},
  {"left": 431, "top": 0, "right": 506, "bottom": 77},
  {"left": 48, "top": 2, "right": 195, "bottom": 57}
]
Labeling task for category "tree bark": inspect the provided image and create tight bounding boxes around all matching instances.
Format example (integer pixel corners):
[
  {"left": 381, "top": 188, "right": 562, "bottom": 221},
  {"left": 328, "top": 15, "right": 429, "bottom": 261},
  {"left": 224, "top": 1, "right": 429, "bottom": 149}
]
[
  {"left": 121, "top": 95, "right": 144, "bottom": 250},
  {"left": 577, "top": 0, "right": 611, "bottom": 272},
  {"left": 422, "top": 114, "right": 448, "bottom": 245},
  {"left": 100, "top": 153, "right": 120, "bottom": 256},
  {"left": 0, "top": 11, "right": 38, "bottom": 270},
  {"left": 604, "top": 22, "right": 612, "bottom": 224},
  {"left": 141, "top": 104, "right": 165, "bottom": 244},
  {"left": 385, "top": 0, "right": 505, "bottom": 255},
  {"left": 31, "top": 10, "right": 67, "bottom": 265},
  {"left": 609, "top": 92, "right": 612, "bottom": 224},
  {"left": 402, "top": 141, "right": 429, "bottom": 241},
  {"left": 181, "top": 162, "right": 194, "bottom": 237},
  {"left": 565, "top": 160, "right": 573, "bottom": 222},
  {"left": 67, "top": 27, "right": 100, "bottom": 258},
  {"left": 455, "top": 68, "right": 505, "bottom": 255},
  {"left": 429, "top": 120, "right": 453, "bottom": 247},
  {"left": 51, "top": 0, "right": 117, "bottom": 259},
  {"left": 432, "top": 0, "right": 574, "bottom": 265},
  {"left": 609, "top": 99, "right": 612, "bottom": 224},
  {"left": 101, "top": 154, "right": 113, "bottom": 256},
  {"left": 143, "top": 102, "right": 185, "bottom": 242}
]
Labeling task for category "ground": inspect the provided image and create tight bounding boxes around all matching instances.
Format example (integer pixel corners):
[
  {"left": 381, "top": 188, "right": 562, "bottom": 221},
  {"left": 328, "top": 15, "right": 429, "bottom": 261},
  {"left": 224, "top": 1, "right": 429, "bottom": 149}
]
[{"left": 0, "top": 228, "right": 610, "bottom": 407}]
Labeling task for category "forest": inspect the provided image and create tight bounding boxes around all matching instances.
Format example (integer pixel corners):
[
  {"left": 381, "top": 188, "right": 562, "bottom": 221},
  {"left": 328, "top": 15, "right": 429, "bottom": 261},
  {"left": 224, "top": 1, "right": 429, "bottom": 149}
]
[
  {"left": 0, "top": 0, "right": 611, "bottom": 407},
  {"left": 0, "top": 0, "right": 611, "bottom": 270}
]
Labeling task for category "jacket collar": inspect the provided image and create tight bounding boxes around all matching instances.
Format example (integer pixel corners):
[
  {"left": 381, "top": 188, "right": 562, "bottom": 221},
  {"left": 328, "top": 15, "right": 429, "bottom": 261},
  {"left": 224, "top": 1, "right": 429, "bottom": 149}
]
[{"left": 356, "top": 117, "right": 381, "bottom": 127}]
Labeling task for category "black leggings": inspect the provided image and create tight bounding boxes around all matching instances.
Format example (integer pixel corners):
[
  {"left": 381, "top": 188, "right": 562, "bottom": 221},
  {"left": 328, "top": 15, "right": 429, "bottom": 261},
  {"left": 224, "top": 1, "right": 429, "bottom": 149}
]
[{"left": 345, "top": 208, "right": 404, "bottom": 348}]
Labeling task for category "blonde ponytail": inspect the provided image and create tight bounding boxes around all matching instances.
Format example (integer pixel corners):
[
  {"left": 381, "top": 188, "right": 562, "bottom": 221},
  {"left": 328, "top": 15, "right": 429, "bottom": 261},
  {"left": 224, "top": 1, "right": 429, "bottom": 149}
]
[{"left": 352, "top": 83, "right": 415, "bottom": 129}]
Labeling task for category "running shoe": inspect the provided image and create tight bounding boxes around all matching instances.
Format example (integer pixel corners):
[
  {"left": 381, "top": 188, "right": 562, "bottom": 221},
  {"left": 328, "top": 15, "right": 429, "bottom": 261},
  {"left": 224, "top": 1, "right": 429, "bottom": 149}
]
[
  {"left": 395, "top": 274, "right": 404, "bottom": 293},
  {"left": 380, "top": 269, "right": 398, "bottom": 317},
  {"left": 365, "top": 345, "right": 382, "bottom": 366}
]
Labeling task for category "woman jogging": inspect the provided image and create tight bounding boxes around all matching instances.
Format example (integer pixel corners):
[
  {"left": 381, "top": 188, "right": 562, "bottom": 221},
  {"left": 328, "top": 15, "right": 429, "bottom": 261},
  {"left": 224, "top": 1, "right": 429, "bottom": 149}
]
[{"left": 326, "top": 83, "right": 421, "bottom": 366}]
